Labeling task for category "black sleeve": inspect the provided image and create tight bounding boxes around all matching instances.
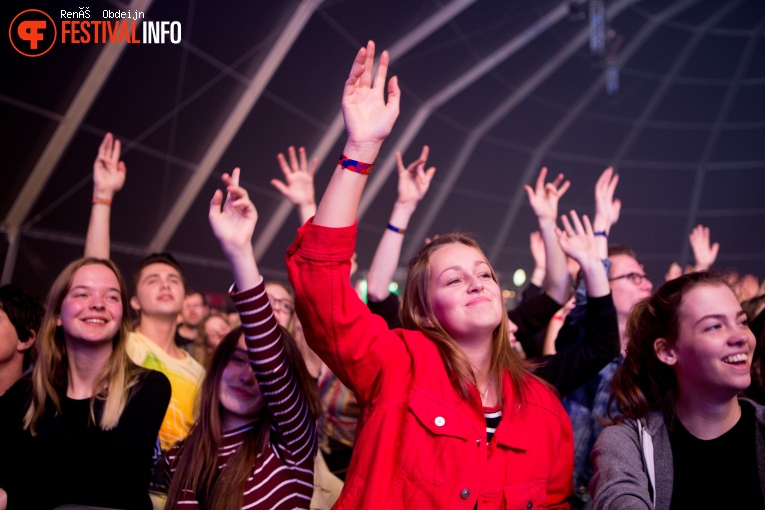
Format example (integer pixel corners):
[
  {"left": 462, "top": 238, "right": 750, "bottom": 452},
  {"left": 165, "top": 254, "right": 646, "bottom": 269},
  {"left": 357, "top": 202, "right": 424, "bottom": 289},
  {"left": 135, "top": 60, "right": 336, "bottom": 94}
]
[
  {"left": 107, "top": 369, "right": 172, "bottom": 507},
  {"left": 367, "top": 292, "right": 402, "bottom": 329},
  {"left": 534, "top": 293, "right": 620, "bottom": 397},
  {"left": 507, "top": 284, "right": 562, "bottom": 359}
]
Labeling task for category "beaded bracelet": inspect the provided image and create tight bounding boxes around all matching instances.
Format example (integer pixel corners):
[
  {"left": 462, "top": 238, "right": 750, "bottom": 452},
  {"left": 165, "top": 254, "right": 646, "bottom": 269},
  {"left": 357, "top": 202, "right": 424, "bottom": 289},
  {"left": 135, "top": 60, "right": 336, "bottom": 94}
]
[
  {"left": 387, "top": 223, "right": 406, "bottom": 235},
  {"left": 338, "top": 153, "right": 374, "bottom": 175},
  {"left": 92, "top": 197, "right": 112, "bottom": 207}
]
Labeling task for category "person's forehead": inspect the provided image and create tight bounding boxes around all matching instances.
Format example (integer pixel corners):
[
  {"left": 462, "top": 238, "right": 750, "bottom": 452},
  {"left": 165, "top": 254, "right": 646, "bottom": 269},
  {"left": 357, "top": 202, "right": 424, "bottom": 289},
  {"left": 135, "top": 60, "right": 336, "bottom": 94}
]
[
  {"left": 139, "top": 262, "right": 182, "bottom": 281},
  {"left": 610, "top": 254, "right": 641, "bottom": 274},
  {"left": 430, "top": 243, "right": 488, "bottom": 273},
  {"left": 185, "top": 293, "right": 204, "bottom": 303},
  {"left": 265, "top": 283, "right": 291, "bottom": 300}
]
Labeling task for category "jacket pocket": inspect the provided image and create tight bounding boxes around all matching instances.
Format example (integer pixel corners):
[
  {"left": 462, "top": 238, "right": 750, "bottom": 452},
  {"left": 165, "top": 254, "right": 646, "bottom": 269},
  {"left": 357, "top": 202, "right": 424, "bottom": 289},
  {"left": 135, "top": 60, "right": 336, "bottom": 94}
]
[
  {"left": 397, "top": 391, "right": 472, "bottom": 486},
  {"left": 503, "top": 482, "right": 548, "bottom": 510}
]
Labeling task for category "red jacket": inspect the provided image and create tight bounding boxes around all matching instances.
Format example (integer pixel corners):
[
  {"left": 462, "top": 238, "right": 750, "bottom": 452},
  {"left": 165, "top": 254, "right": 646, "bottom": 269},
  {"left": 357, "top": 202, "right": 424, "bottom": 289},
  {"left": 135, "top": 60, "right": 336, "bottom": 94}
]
[{"left": 288, "top": 221, "right": 573, "bottom": 510}]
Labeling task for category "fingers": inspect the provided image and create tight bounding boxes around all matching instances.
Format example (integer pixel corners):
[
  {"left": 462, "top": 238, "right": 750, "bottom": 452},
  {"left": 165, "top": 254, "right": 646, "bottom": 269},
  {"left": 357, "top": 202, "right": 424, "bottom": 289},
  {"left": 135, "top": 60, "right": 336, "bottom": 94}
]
[
  {"left": 209, "top": 189, "right": 224, "bottom": 215},
  {"left": 344, "top": 46, "right": 367, "bottom": 94},
  {"left": 535, "top": 167, "right": 548, "bottom": 191},
  {"left": 298, "top": 147, "right": 308, "bottom": 172},
  {"left": 557, "top": 179, "right": 571, "bottom": 198},
  {"left": 359, "top": 41, "right": 375, "bottom": 89},
  {"left": 387, "top": 75, "right": 401, "bottom": 114},
  {"left": 289, "top": 146, "right": 299, "bottom": 172},
  {"left": 374, "top": 49, "right": 389, "bottom": 90},
  {"left": 419, "top": 145, "right": 430, "bottom": 164},
  {"left": 270, "top": 179, "right": 289, "bottom": 195},
  {"left": 277, "top": 153, "right": 291, "bottom": 177}
]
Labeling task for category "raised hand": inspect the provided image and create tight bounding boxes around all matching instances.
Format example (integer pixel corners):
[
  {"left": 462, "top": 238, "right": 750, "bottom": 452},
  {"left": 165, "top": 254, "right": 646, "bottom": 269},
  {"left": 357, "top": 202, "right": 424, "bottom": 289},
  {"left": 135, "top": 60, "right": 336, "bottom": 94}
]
[
  {"left": 524, "top": 167, "right": 570, "bottom": 226},
  {"left": 272, "top": 146, "right": 318, "bottom": 207},
  {"left": 556, "top": 211, "right": 598, "bottom": 263},
  {"left": 556, "top": 210, "right": 610, "bottom": 298},
  {"left": 593, "top": 167, "right": 621, "bottom": 234},
  {"left": 396, "top": 145, "right": 436, "bottom": 209},
  {"left": 665, "top": 261, "right": 683, "bottom": 282},
  {"left": 93, "top": 132, "right": 126, "bottom": 199},
  {"left": 342, "top": 41, "right": 401, "bottom": 160},
  {"left": 209, "top": 168, "right": 258, "bottom": 255},
  {"left": 689, "top": 224, "right": 719, "bottom": 271}
]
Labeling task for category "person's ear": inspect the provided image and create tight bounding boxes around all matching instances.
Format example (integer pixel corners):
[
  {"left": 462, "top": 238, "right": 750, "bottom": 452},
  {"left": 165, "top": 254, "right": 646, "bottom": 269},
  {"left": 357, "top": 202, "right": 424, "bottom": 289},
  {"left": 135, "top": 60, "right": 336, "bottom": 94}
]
[
  {"left": 17, "top": 329, "right": 37, "bottom": 352},
  {"left": 130, "top": 296, "right": 141, "bottom": 313},
  {"left": 654, "top": 338, "right": 676, "bottom": 366}
]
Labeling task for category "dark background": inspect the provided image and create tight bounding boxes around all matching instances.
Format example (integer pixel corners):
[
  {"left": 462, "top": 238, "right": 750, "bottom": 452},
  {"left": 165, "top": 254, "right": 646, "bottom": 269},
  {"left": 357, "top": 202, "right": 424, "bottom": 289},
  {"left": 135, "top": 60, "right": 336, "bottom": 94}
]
[{"left": 2, "top": 0, "right": 764, "bottom": 305}]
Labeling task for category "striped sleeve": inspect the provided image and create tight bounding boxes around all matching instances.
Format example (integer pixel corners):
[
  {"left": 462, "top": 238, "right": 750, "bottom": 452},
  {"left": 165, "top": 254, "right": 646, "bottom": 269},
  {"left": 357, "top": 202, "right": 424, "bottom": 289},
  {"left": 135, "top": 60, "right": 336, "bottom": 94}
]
[{"left": 231, "top": 279, "right": 317, "bottom": 465}]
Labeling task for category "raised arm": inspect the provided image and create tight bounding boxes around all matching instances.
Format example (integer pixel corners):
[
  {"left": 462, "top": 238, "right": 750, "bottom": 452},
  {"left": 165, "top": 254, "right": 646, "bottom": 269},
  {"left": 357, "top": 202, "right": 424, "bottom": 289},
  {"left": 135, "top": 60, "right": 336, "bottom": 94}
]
[
  {"left": 271, "top": 146, "right": 318, "bottom": 224},
  {"left": 592, "top": 167, "right": 621, "bottom": 259},
  {"left": 313, "top": 41, "right": 400, "bottom": 227},
  {"left": 535, "top": 211, "right": 619, "bottom": 395},
  {"left": 84, "top": 133, "right": 126, "bottom": 258},
  {"left": 366, "top": 145, "right": 435, "bottom": 302},
  {"left": 528, "top": 231, "right": 546, "bottom": 287},
  {"left": 209, "top": 168, "right": 316, "bottom": 459},
  {"left": 524, "top": 167, "right": 571, "bottom": 305},
  {"left": 689, "top": 224, "right": 719, "bottom": 271}
]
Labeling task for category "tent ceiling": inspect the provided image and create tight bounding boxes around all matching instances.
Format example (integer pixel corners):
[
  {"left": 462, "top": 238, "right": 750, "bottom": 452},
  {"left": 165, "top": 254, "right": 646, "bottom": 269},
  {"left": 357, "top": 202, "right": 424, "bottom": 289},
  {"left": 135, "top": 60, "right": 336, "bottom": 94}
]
[{"left": 3, "top": 0, "right": 764, "bottom": 301}]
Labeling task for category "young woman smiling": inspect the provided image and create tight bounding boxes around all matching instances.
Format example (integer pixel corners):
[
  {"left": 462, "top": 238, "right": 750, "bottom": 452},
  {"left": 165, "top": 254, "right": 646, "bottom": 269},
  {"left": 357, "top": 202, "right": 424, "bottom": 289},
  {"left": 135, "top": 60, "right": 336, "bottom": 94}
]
[
  {"left": 590, "top": 272, "right": 765, "bottom": 509},
  {"left": 7, "top": 258, "right": 170, "bottom": 510},
  {"left": 286, "top": 40, "right": 573, "bottom": 509}
]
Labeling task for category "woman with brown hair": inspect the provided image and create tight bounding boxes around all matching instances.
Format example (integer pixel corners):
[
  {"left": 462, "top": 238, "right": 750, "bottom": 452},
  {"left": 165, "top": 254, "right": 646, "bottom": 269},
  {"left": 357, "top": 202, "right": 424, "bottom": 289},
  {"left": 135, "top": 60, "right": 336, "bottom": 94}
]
[
  {"left": 163, "top": 169, "right": 320, "bottom": 510},
  {"left": 286, "top": 40, "right": 573, "bottom": 509},
  {"left": 590, "top": 272, "right": 765, "bottom": 509},
  {"left": 7, "top": 258, "right": 170, "bottom": 509}
]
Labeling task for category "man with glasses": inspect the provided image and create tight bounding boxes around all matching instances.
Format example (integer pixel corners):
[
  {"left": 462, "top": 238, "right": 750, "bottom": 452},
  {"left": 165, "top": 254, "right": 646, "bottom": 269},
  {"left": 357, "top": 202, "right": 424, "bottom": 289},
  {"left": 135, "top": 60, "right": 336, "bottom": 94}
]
[{"left": 564, "top": 244, "right": 653, "bottom": 509}]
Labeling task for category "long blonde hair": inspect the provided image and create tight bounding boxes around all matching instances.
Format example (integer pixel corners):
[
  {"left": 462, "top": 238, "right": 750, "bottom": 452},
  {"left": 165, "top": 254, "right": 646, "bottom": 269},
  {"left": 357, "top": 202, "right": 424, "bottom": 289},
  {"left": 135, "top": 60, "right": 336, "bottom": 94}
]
[
  {"left": 24, "top": 258, "right": 137, "bottom": 434},
  {"left": 400, "top": 233, "right": 532, "bottom": 406}
]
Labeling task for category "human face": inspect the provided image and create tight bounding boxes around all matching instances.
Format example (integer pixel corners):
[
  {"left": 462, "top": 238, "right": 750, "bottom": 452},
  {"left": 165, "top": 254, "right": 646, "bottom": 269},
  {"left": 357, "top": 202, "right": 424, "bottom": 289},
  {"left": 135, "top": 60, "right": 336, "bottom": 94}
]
[
  {"left": 132, "top": 263, "right": 184, "bottom": 318},
  {"left": 665, "top": 284, "right": 756, "bottom": 402},
  {"left": 0, "top": 308, "right": 22, "bottom": 366},
  {"left": 182, "top": 293, "right": 207, "bottom": 327},
  {"left": 609, "top": 254, "right": 653, "bottom": 318},
  {"left": 265, "top": 283, "right": 294, "bottom": 329},
  {"left": 219, "top": 335, "right": 265, "bottom": 430},
  {"left": 204, "top": 316, "right": 231, "bottom": 350},
  {"left": 428, "top": 243, "right": 503, "bottom": 345},
  {"left": 58, "top": 264, "right": 122, "bottom": 346}
]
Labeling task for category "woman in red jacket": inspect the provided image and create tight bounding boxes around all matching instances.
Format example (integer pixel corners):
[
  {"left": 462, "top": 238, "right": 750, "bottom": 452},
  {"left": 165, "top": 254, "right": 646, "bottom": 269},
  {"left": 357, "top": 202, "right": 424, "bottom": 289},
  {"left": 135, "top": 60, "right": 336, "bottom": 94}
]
[{"left": 287, "top": 40, "right": 573, "bottom": 509}]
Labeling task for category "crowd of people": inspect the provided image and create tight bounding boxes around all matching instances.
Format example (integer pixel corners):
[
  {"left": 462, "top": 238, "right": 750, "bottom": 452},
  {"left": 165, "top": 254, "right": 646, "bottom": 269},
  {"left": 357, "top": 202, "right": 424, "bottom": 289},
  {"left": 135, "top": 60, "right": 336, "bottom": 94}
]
[{"left": 1, "top": 40, "right": 764, "bottom": 510}]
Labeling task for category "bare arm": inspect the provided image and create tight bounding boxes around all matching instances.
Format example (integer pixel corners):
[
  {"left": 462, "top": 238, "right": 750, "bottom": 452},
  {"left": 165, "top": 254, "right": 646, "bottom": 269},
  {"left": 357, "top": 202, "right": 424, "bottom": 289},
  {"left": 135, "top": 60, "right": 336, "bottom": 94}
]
[
  {"left": 524, "top": 167, "right": 571, "bottom": 305},
  {"left": 271, "top": 146, "right": 318, "bottom": 224},
  {"left": 84, "top": 133, "right": 126, "bottom": 258},
  {"left": 367, "top": 145, "right": 435, "bottom": 301},
  {"left": 529, "top": 231, "right": 546, "bottom": 287},
  {"left": 313, "top": 41, "right": 401, "bottom": 228},
  {"left": 592, "top": 167, "right": 621, "bottom": 259}
]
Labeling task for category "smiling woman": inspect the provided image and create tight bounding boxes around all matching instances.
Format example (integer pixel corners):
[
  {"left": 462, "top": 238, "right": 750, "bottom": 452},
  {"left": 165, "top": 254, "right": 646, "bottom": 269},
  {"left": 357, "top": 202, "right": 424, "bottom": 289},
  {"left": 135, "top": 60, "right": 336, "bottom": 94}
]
[
  {"left": 3, "top": 257, "right": 171, "bottom": 510},
  {"left": 590, "top": 272, "right": 765, "bottom": 510}
]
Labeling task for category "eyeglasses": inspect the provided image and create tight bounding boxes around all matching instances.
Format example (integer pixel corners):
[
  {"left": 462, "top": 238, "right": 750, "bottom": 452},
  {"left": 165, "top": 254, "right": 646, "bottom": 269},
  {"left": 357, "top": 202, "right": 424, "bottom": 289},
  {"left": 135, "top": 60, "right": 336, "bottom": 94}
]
[
  {"left": 269, "top": 297, "right": 294, "bottom": 314},
  {"left": 609, "top": 272, "right": 650, "bottom": 285}
]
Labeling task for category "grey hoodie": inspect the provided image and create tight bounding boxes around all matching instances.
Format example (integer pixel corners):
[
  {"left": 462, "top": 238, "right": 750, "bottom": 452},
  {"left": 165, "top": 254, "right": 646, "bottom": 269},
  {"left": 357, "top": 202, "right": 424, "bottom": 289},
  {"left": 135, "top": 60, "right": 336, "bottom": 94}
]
[{"left": 589, "top": 398, "right": 765, "bottom": 510}]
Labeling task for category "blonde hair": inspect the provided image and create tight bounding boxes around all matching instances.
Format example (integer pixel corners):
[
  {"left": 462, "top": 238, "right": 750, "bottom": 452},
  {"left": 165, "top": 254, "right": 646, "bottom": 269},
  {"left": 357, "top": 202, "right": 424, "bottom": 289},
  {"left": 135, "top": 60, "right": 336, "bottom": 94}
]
[
  {"left": 400, "top": 233, "right": 532, "bottom": 406},
  {"left": 24, "top": 258, "right": 137, "bottom": 434}
]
